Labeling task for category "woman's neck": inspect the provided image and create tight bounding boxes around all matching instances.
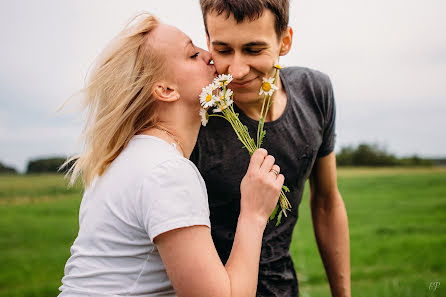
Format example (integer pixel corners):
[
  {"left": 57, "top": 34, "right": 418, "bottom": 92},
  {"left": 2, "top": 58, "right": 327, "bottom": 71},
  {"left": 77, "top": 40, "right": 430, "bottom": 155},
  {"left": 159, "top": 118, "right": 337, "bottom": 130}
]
[{"left": 141, "top": 107, "right": 201, "bottom": 159}]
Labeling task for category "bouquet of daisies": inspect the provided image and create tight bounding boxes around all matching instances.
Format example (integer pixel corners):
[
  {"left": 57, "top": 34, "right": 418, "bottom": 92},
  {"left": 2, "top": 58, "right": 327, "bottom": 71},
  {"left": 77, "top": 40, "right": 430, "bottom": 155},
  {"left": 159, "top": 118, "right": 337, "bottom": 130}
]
[{"left": 199, "top": 64, "right": 291, "bottom": 225}]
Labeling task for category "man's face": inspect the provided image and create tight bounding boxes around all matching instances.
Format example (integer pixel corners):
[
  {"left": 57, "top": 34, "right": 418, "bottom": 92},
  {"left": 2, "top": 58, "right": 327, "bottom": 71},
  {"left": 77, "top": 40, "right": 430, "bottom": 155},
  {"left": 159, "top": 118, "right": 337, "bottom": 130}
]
[{"left": 206, "top": 9, "right": 289, "bottom": 104}]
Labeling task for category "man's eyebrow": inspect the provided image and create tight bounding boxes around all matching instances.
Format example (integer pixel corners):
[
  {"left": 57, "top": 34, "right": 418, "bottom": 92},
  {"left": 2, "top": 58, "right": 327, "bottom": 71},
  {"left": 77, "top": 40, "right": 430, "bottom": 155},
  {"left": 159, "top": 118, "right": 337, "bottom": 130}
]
[
  {"left": 212, "top": 40, "right": 229, "bottom": 46},
  {"left": 211, "top": 40, "right": 268, "bottom": 47},
  {"left": 244, "top": 41, "right": 269, "bottom": 47}
]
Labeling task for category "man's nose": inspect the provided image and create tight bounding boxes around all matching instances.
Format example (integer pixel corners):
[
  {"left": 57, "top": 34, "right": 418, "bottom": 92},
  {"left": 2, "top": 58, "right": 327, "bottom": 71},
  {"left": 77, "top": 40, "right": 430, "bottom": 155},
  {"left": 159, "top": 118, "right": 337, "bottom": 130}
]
[{"left": 228, "top": 54, "right": 250, "bottom": 79}]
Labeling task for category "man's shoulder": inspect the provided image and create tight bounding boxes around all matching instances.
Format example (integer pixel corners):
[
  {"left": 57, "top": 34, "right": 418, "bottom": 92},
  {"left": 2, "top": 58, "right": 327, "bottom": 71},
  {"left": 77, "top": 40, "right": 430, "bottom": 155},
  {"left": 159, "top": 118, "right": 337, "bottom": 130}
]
[
  {"left": 281, "top": 66, "right": 331, "bottom": 88},
  {"left": 281, "top": 66, "right": 334, "bottom": 105}
]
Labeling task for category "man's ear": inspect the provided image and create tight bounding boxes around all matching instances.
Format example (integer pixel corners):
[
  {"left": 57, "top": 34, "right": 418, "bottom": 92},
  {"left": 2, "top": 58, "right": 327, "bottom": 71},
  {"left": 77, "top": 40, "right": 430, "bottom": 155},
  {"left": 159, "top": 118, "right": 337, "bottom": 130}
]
[
  {"left": 152, "top": 81, "right": 180, "bottom": 102},
  {"left": 279, "top": 26, "right": 293, "bottom": 56}
]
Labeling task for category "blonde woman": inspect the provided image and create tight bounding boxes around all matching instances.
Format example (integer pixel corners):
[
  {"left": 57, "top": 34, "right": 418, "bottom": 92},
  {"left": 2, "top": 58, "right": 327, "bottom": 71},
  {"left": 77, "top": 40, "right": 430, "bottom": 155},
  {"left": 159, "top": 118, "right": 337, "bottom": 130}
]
[{"left": 59, "top": 13, "right": 284, "bottom": 297}]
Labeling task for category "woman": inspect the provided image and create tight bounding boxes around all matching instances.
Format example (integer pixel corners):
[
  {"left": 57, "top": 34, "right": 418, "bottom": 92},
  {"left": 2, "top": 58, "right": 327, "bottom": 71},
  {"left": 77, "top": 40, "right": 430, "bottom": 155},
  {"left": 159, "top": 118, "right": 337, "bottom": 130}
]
[{"left": 59, "top": 13, "right": 284, "bottom": 297}]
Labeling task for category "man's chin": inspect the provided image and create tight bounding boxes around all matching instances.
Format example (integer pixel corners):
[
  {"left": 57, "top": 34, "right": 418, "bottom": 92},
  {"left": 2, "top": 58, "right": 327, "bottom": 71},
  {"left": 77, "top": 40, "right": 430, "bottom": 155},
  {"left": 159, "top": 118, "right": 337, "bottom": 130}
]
[{"left": 232, "top": 92, "right": 261, "bottom": 104}]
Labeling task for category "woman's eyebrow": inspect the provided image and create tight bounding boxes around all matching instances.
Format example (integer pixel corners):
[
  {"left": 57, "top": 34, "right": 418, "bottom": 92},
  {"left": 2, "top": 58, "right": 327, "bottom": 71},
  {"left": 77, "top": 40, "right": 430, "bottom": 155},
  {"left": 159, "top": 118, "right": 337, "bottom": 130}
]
[{"left": 184, "top": 39, "right": 193, "bottom": 49}]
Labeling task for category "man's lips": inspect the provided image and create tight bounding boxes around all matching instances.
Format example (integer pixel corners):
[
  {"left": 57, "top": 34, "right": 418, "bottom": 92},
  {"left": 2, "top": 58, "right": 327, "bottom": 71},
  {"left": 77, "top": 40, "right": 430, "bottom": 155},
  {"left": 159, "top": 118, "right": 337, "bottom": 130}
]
[{"left": 230, "top": 77, "right": 258, "bottom": 88}]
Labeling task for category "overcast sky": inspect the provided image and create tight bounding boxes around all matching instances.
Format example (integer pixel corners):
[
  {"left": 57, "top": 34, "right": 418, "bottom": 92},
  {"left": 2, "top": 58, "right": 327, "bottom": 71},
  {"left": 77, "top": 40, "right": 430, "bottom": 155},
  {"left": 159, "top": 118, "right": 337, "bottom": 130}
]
[{"left": 1, "top": 0, "right": 445, "bottom": 172}]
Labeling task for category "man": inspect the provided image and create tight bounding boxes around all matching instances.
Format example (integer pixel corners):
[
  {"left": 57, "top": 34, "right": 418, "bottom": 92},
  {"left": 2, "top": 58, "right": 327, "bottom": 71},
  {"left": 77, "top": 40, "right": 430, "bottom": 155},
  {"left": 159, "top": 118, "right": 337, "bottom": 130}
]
[{"left": 191, "top": 0, "right": 351, "bottom": 296}]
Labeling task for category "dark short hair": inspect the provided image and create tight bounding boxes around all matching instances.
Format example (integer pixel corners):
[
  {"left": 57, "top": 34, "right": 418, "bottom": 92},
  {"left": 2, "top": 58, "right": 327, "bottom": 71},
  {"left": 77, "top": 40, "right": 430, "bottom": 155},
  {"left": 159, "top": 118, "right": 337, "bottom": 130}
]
[{"left": 200, "top": 0, "right": 290, "bottom": 38}]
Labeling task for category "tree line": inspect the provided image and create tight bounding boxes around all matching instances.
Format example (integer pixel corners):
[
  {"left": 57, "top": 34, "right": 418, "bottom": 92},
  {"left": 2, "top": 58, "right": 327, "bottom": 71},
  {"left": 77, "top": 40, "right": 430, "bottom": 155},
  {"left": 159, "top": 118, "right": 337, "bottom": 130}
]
[
  {"left": 336, "top": 143, "right": 434, "bottom": 167},
  {"left": 0, "top": 143, "right": 444, "bottom": 174},
  {"left": 0, "top": 157, "right": 74, "bottom": 174}
]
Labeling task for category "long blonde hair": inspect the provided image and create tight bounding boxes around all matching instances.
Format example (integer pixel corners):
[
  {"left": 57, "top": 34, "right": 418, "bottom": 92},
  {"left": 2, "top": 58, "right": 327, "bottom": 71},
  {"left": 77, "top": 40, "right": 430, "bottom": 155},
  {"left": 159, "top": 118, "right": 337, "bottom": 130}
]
[{"left": 65, "top": 13, "right": 165, "bottom": 187}]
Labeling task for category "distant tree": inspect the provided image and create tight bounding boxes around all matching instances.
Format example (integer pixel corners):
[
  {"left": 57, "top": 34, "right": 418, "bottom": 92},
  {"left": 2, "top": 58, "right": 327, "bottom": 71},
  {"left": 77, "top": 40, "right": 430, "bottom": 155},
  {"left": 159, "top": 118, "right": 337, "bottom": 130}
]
[
  {"left": 336, "top": 143, "right": 432, "bottom": 167},
  {"left": 26, "top": 157, "right": 74, "bottom": 174},
  {"left": 336, "top": 146, "right": 354, "bottom": 166},
  {"left": 399, "top": 155, "right": 433, "bottom": 166},
  {"left": 430, "top": 158, "right": 446, "bottom": 166},
  {"left": 0, "top": 162, "right": 18, "bottom": 174}
]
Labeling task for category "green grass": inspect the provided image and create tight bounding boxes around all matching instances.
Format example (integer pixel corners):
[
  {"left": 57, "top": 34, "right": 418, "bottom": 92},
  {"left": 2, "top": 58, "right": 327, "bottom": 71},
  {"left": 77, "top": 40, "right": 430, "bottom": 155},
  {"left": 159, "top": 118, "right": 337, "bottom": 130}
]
[
  {"left": 292, "top": 167, "right": 446, "bottom": 297},
  {"left": 0, "top": 168, "right": 445, "bottom": 297},
  {"left": 0, "top": 174, "right": 82, "bottom": 297}
]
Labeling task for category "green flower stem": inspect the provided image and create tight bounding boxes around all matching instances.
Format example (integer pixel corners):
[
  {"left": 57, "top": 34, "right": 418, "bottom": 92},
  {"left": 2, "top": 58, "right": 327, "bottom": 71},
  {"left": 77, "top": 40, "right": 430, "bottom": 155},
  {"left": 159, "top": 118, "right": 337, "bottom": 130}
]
[
  {"left": 219, "top": 105, "right": 256, "bottom": 154},
  {"left": 252, "top": 67, "right": 292, "bottom": 224},
  {"left": 256, "top": 94, "right": 268, "bottom": 148},
  {"left": 257, "top": 67, "right": 280, "bottom": 148},
  {"left": 209, "top": 114, "right": 226, "bottom": 120},
  {"left": 220, "top": 87, "right": 257, "bottom": 153},
  {"left": 209, "top": 76, "right": 291, "bottom": 225}
]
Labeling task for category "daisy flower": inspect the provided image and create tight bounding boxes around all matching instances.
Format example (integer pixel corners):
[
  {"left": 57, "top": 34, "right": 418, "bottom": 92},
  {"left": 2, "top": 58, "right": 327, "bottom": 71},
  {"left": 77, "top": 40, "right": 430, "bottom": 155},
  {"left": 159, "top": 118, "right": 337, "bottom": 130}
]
[
  {"left": 199, "top": 108, "right": 209, "bottom": 127},
  {"left": 215, "top": 88, "right": 233, "bottom": 104},
  {"left": 259, "top": 77, "right": 279, "bottom": 96},
  {"left": 213, "top": 74, "right": 233, "bottom": 87},
  {"left": 199, "top": 84, "right": 217, "bottom": 108},
  {"left": 274, "top": 63, "right": 282, "bottom": 69},
  {"left": 213, "top": 98, "right": 234, "bottom": 113}
]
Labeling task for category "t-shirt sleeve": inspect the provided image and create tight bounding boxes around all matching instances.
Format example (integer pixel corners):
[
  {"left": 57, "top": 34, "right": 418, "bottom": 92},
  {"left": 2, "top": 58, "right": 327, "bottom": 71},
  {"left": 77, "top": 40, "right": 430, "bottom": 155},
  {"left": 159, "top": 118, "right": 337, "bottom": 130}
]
[
  {"left": 140, "top": 159, "right": 210, "bottom": 242},
  {"left": 317, "top": 75, "right": 336, "bottom": 158}
]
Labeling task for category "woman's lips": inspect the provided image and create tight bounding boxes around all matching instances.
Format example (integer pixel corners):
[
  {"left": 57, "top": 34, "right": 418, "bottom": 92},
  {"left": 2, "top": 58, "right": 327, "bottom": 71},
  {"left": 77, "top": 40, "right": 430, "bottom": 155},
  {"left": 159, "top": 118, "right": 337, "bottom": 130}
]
[{"left": 230, "top": 77, "right": 258, "bottom": 88}]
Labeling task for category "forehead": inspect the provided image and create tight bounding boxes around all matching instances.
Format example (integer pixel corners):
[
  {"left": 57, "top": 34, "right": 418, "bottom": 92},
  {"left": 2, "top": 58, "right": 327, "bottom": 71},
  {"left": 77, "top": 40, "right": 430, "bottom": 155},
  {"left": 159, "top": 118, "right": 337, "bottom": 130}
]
[
  {"left": 206, "top": 9, "right": 277, "bottom": 45},
  {"left": 149, "top": 24, "right": 190, "bottom": 51}
]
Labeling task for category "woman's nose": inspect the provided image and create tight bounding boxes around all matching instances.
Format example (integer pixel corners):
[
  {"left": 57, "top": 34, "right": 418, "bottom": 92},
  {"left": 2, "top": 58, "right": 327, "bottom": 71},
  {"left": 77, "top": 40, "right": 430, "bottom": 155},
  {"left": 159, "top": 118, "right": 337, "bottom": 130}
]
[{"left": 200, "top": 48, "right": 212, "bottom": 63}]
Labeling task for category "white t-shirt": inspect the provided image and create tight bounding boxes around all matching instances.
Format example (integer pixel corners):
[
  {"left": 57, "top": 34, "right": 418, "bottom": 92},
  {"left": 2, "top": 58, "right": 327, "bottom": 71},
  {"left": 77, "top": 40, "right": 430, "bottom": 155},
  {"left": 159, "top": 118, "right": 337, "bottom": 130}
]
[{"left": 59, "top": 135, "right": 211, "bottom": 297}]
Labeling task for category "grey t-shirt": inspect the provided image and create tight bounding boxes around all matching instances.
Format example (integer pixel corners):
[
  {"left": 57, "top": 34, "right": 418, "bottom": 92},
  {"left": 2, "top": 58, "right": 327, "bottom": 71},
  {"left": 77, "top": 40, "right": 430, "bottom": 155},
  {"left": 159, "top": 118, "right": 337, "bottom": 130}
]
[{"left": 191, "top": 66, "right": 336, "bottom": 297}]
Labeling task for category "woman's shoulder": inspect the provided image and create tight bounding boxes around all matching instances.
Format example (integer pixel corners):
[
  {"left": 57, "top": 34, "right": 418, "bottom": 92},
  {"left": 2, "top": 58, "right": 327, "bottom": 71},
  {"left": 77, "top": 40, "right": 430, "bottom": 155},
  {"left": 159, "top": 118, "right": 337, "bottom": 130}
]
[
  {"left": 117, "top": 135, "right": 186, "bottom": 171},
  {"left": 118, "top": 135, "right": 204, "bottom": 186}
]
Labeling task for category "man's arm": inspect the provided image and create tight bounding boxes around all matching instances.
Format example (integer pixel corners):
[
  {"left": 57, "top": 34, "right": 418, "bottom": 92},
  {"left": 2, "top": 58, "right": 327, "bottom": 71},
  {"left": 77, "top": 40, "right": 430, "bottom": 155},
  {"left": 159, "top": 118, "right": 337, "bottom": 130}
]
[{"left": 309, "top": 151, "right": 351, "bottom": 297}]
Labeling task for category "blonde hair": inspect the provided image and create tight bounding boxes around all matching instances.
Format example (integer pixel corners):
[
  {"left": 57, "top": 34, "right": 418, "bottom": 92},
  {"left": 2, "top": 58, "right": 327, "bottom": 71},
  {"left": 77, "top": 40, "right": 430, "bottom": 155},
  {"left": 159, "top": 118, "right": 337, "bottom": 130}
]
[{"left": 65, "top": 13, "right": 165, "bottom": 187}]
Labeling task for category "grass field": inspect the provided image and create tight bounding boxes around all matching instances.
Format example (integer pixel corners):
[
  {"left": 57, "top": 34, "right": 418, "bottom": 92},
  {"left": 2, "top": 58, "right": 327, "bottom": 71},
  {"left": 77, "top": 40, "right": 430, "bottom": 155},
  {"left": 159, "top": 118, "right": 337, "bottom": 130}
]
[{"left": 0, "top": 168, "right": 445, "bottom": 297}]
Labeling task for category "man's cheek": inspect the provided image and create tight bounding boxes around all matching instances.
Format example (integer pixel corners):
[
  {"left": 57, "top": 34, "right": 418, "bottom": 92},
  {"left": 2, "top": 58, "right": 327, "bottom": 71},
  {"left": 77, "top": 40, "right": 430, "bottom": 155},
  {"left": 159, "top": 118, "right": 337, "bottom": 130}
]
[{"left": 212, "top": 58, "right": 227, "bottom": 74}]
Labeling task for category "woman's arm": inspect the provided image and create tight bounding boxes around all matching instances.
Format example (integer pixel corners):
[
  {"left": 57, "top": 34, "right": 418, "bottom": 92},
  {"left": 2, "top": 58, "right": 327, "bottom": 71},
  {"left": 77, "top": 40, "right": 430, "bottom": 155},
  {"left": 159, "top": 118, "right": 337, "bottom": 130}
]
[{"left": 155, "top": 149, "right": 283, "bottom": 297}]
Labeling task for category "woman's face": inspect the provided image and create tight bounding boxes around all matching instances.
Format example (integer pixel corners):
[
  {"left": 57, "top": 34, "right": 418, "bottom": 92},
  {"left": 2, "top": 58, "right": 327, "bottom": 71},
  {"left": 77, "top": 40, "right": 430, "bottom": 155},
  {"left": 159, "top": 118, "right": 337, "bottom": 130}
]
[{"left": 150, "top": 24, "right": 217, "bottom": 103}]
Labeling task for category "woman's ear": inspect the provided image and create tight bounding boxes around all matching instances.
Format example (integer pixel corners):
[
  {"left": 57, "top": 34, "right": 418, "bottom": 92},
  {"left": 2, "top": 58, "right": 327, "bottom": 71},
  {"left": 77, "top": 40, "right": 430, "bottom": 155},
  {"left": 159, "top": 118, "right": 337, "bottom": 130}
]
[
  {"left": 152, "top": 81, "right": 180, "bottom": 102},
  {"left": 279, "top": 26, "right": 293, "bottom": 56}
]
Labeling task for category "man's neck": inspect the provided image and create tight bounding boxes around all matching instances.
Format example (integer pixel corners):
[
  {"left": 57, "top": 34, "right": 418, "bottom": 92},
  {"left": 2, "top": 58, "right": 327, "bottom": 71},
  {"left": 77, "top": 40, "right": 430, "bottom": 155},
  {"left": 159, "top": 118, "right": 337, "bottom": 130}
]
[{"left": 236, "top": 76, "right": 287, "bottom": 122}]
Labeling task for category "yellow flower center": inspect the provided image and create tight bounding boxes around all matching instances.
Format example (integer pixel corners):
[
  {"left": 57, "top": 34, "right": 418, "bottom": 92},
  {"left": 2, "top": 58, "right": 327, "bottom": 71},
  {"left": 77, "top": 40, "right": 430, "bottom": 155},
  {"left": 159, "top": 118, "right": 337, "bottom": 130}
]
[
  {"left": 262, "top": 82, "right": 272, "bottom": 92},
  {"left": 205, "top": 94, "right": 212, "bottom": 102}
]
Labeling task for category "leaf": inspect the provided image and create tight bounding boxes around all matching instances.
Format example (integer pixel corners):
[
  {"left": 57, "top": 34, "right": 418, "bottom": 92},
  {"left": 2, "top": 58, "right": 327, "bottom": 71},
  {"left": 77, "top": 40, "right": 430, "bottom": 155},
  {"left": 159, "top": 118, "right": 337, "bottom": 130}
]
[
  {"left": 269, "top": 204, "right": 279, "bottom": 221},
  {"left": 282, "top": 185, "right": 290, "bottom": 193},
  {"left": 275, "top": 210, "right": 283, "bottom": 226}
]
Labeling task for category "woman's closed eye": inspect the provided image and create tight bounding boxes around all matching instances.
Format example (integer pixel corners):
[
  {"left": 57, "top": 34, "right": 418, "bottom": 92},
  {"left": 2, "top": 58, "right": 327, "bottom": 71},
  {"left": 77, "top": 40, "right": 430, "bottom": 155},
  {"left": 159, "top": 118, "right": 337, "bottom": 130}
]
[{"left": 191, "top": 52, "right": 199, "bottom": 58}]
